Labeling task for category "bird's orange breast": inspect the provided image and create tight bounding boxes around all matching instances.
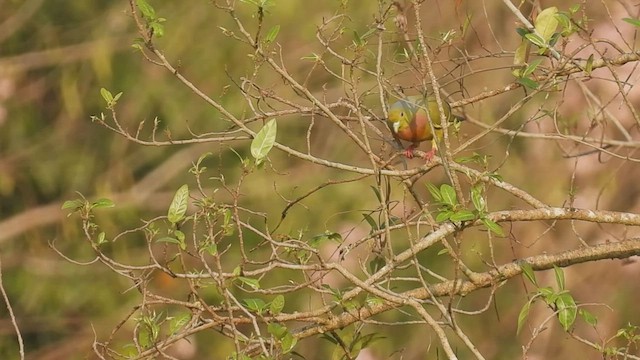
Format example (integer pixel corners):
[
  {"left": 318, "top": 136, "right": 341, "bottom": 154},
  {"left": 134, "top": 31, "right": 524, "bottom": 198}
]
[{"left": 396, "top": 110, "right": 432, "bottom": 142}]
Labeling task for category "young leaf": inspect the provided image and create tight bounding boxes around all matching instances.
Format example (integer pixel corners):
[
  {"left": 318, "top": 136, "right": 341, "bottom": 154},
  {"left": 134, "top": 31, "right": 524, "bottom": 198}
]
[
  {"left": 534, "top": 7, "right": 559, "bottom": 43},
  {"left": 270, "top": 295, "right": 285, "bottom": 315},
  {"left": 517, "top": 77, "right": 539, "bottom": 90},
  {"left": 61, "top": 199, "right": 85, "bottom": 212},
  {"left": 237, "top": 276, "right": 260, "bottom": 290},
  {"left": 100, "top": 88, "right": 114, "bottom": 104},
  {"left": 362, "top": 213, "right": 378, "bottom": 231},
  {"left": 556, "top": 293, "right": 577, "bottom": 331},
  {"left": 251, "top": 119, "right": 277, "bottom": 164},
  {"left": 268, "top": 322, "right": 288, "bottom": 339},
  {"left": 265, "top": 24, "right": 280, "bottom": 43},
  {"left": 450, "top": 210, "right": 476, "bottom": 222},
  {"left": 91, "top": 198, "right": 115, "bottom": 209},
  {"left": 520, "top": 262, "right": 537, "bottom": 286},
  {"left": 435, "top": 210, "right": 453, "bottom": 223},
  {"left": 553, "top": 266, "right": 565, "bottom": 291},
  {"left": 168, "top": 184, "right": 189, "bottom": 224},
  {"left": 481, "top": 218, "right": 504, "bottom": 236},
  {"left": 136, "top": 0, "right": 156, "bottom": 20},
  {"left": 470, "top": 185, "right": 485, "bottom": 212},
  {"left": 439, "top": 184, "right": 457, "bottom": 206},
  {"left": 244, "top": 298, "right": 267, "bottom": 313},
  {"left": 97, "top": 232, "right": 107, "bottom": 245},
  {"left": 579, "top": 308, "right": 597, "bottom": 326},
  {"left": 517, "top": 300, "right": 531, "bottom": 334},
  {"left": 623, "top": 18, "right": 640, "bottom": 27},
  {"left": 426, "top": 182, "right": 442, "bottom": 202},
  {"left": 169, "top": 313, "right": 191, "bottom": 335},
  {"left": 281, "top": 332, "right": 297, "bottom": 353},
  {"left": 524, "top": 33, "right": 546, "bottom": 48}
]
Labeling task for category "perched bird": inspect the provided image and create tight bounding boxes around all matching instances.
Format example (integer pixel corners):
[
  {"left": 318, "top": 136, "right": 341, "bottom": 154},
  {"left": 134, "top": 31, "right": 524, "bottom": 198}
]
[{"left": 387, "top": 95, "right": 462, "bottom": 161}]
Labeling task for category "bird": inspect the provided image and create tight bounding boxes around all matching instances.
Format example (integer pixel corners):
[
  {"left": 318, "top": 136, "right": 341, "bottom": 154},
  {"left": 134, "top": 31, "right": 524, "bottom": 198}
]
[{"left": 387, "top": 95, "right": 463, "bottom": 161}]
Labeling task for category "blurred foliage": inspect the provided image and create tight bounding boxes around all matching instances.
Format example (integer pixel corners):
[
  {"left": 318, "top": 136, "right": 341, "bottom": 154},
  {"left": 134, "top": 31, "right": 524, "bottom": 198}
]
[{"left": 3, "top": 0, "right": 640, "bottom": 359}]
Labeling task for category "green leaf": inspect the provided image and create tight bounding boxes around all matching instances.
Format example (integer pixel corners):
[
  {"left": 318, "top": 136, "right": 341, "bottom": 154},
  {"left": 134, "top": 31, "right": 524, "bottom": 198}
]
[
  {"left": 169, "top": 313, "right": 191, "bottom": 335},
  {"left": 623, "top": 18, "right": 640, "bottom": 27},
  {"left": 310, "top": 231, "right": 343, "bottom": 248},
  {"left": 517, "top": 300, "right": 531, "bottom": 334},
  {"left": 522, "top": 58, "right": 543, "bottom": 78},
  {"left": 268, "top": 322, "right": 288, "bottom": 339},
  {"left": 449, "top": 210, "right": 476, "bottom": 222},
  {"left": 362, "top": 213, "right": 378, "bottom": 231},
  {"left": 157, "top": 237, "right": 182, "bottom": 246},
  {"left": 352, "top": 30, "right": 364, "bottom": 47},
  {"left": 244, "top": 298, "right": 267, "bottom": 313},
  {"left": 512, "top": 40, "right": 531, "bottom": 73},
  {"left": 553, "top": 265, "right": 565, "bottom": 290},
  {"left": 426, "top": 183, "right": 442, "bottom": 202},
  {"left": 61, "top": 199, "right": 85, "bottom": 211},
  {"left": 91, "top": 198, "right": 115, "bottom": 209},
  {"left": 150, "top": 21, "right": 165, "bottom": 38},
  {"left": 556, "top": 12, "right": 573, "bottom": 36},
  {"left": 556, "top": 293, "right": 577, "bottom": 331},
  {"left": 585, "top": 54, "right": 594, "bottom": 75},
  {"left": 205, "top": 243, "right": 218, "bottom": 256},
  {"left": 100, "top": 88, "right": 113, "bottom": 104},
  {"left": 97, "top": 232, "right": 107, "bottom": 245},
  {"left": 369, "top": 185, "right": 382, "bottom": 202},
  {"left": 237, "top": 276, "right": 260, "bottom": 290},
  {"left": 136, "top": 0, "right": 156, "bottom": 20},
  {"left": 265, "top": 24, "right": 280, "bottom": 43},
  {"left": 517, "top": 77, "right": 539, "bottom": 89},
  {"left": 471, "top": 185, "right": 485, "bottom": 212},
  {"left": 520, "top": 262, "right": 537, "bottom": 286},
  {"left": 440, "top": 184, "right": 457, "bottom": 206},
  {"left": 174, "top": 229, "right": 186, "bottom": 242},
  {"left": 251, "top": 119, "right": 277, "bottom": 164},
  {"left": 435, "top": 210, "right": 453, "bottom": 223},
  {"left": 481, "top": 218, "right": 504, "bottom": 236},
  {"left": 579, "top": 308, "right": 597, "bottom": 326},
  {"left": 365, "top": 296, "right": 383, "bottom": 307},
  {"left": 168, "top": 184, "right": 189, "bottom": 224},
  {"left": 524, "top": 33, "right": 546, "bottom": 48},
  {"left": 270, "top": 295, "right": 285, "bottom": 315},
  {"left": 280, "top": 332, "right": 297, "bottom": 353},
  {"left": 534, "top": 7, "right": 559, "bottom": 43}
]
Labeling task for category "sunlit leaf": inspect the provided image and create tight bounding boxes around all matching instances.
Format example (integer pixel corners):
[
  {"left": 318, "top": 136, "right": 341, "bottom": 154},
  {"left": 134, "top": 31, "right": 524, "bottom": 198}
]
[
  {"left": 534, "top": 7, "right": 559, "bottom": 42},
  {"left": 136, "top": 0, "right": 156, "bottom": 20},
  {"left": 251, "top": 119, "right": 277, "bottom": 164},
  {"left": 168, "top": 184, "right": 189, "bottom": 224},
  {"left": 270, "top": 295, "right": 285, "bottom": 315},
  {"left": 440, "top": 184, "right": 457, "bottom": 206},
  {"left": 556, "top": 293, "right": 577, "bottom": 331}
]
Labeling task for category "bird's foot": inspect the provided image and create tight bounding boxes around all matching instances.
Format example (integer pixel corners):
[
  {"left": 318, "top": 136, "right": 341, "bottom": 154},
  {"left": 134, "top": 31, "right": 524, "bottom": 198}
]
[
  {"left": 423, "top": 148, "right": 437, "bottom": 162},
  {"left": 402, "top": 146, "right": 417, "bottom": 159}
]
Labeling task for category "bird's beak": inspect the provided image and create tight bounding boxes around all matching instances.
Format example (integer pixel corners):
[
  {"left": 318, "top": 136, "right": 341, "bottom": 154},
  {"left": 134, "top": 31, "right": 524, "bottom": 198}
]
[{"left": 392, "top": 121, "right": 400, "bottom": 133}]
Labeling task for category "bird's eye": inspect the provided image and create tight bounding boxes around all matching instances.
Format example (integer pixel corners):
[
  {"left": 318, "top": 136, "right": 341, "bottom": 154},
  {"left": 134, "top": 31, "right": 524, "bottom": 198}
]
[{"left": 400, "top": 112, "right": 404, "bottom": 117}]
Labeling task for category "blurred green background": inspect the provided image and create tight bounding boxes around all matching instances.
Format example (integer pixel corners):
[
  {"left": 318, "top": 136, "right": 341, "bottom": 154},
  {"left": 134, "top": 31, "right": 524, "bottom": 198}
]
[{"left": 3, "top": 1, "right": 640, "bottom": 359}]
